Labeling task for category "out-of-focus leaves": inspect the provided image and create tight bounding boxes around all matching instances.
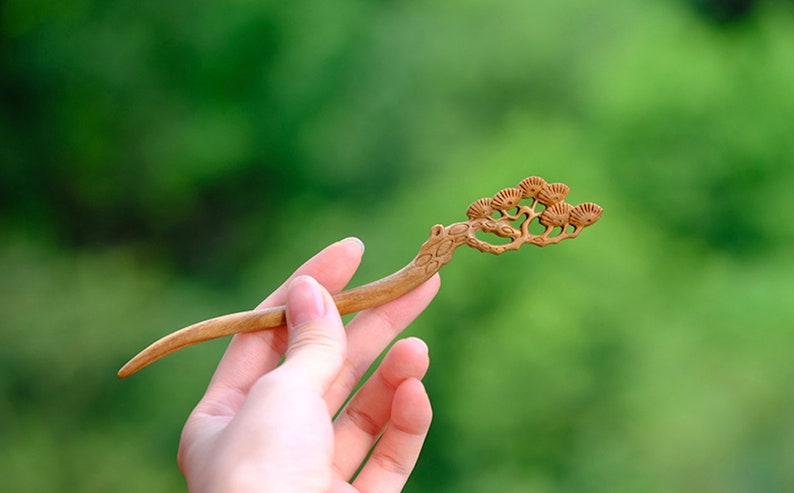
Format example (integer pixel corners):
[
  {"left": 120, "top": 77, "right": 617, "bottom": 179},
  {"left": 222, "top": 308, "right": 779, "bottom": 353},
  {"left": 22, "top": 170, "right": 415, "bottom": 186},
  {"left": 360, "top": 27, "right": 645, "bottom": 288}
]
[{"left": 3, "top": 0, "right": 794, "bottom": 491}]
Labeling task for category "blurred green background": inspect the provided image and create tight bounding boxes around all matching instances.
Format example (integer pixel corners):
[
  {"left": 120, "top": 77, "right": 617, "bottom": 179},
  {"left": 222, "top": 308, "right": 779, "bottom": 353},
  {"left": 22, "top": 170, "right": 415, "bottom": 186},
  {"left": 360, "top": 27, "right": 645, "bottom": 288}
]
[{"left": 3, "top": 0, "right": 794, "bottom": 491}]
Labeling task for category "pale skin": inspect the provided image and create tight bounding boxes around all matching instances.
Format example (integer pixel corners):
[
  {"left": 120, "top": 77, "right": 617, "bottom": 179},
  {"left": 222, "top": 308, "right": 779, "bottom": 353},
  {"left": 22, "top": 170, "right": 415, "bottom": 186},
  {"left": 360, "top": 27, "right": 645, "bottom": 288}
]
[{"left": 178, "top": 237, "right": 441, "bottom": 492}]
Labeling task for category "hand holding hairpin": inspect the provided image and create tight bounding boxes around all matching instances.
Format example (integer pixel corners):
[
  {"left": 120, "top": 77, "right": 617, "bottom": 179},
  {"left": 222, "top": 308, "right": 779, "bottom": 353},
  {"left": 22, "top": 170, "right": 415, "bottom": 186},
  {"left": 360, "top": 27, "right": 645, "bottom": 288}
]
[{"left": 118, "top": 176, "right": 603, "bottom": 378}]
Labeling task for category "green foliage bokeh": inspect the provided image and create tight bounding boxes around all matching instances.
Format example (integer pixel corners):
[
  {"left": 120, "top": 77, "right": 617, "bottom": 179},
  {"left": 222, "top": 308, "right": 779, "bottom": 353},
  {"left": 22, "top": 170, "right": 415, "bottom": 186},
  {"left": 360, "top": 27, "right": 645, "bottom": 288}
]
[{"left": 2, "top": 0, "right": 794, "bottom": 491}]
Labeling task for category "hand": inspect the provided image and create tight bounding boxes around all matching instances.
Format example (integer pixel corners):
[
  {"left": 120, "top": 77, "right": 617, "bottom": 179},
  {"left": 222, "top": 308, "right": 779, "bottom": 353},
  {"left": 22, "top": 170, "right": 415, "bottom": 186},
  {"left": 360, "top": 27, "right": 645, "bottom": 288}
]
[{"left": 178, "top": 238, "right": 441, "bottom": 492}]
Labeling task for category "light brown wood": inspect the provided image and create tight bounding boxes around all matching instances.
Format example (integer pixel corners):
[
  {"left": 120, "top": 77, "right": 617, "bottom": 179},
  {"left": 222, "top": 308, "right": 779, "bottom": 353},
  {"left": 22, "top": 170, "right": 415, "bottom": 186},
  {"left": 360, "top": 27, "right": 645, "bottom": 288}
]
[{"left": 118, "top": 176, "right": 603, "bottom": 378}]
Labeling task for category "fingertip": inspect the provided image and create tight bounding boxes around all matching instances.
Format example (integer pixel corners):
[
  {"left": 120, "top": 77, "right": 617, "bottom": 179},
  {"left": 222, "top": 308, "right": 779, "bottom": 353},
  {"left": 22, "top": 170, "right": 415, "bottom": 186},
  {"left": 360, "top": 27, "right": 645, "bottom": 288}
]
[
  {"left": 253, "top": 238, "right": 364, "bottom": 311},
  {"left": 399, "top": 337, "right": 430, "bottom": 372},
  {"left": 333, "top": 237, "right": 365, "bottom": 266},
  {"left": 341, "top": 236, "right": 365, "bottom": 254},
  {"left": 413, "top": 273, "right": 441, "bottom": 308},
  {"left": 392, "top": 378, "right": 432, "bottom": 431},
  {"left": 281, "top": 275, "right": 346, "bottom": 392},
  {"left": 398, "top": 377, "right": 429, "bottom": 399},
  {"left": 380, "top": 338, "right": 430, "bottom": 386},
  {"left": 429, "top": 271, "right": 441, "bottom": 290},
  {"left": 286, "top": 275, "right": 327, "bottom": 327},
  {"left": 403, "top": 337, "right": 429, "bottom": 356}
]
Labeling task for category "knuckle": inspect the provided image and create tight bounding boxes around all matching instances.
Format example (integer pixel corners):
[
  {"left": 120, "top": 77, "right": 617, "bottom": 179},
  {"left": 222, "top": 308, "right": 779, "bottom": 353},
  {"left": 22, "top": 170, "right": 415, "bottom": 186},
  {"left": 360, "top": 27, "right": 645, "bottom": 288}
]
[
  {"left": 344, "top": 405, "right": 383, "bottom": 437},
  {"left": 370, "top": 448, "right": 411, "bottom": 476}
]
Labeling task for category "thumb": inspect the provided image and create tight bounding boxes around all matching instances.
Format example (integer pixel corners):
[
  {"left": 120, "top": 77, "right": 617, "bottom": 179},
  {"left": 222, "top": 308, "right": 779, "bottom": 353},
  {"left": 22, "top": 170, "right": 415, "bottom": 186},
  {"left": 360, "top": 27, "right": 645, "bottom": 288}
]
[{"left": 280, "top": 275, "right": 346, "bottom": 394}]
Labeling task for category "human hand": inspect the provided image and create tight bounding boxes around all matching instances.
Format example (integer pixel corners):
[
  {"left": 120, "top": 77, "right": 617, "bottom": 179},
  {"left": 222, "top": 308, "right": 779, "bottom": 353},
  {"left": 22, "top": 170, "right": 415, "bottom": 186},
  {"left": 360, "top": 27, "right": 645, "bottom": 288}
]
[{"left": 177, "top": 238, "right": 441, "bottom": 492}]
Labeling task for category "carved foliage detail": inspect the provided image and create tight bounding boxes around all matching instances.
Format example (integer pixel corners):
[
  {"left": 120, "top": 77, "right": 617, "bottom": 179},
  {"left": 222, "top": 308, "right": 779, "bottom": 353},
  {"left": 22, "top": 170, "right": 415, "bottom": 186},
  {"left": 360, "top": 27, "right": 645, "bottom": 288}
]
[
  {"left": 569, "top": 202, "right": 603, "bottom": 227},
  {"left": 518, "top": 176, "right": 547, "bottom": 199},
  {"left": 466, "top": 198, "right": 493, "bottom": 220},
  {"left": 540, "top": 202, "right": 573, "bottom": 227},
  {"left": 459, "top": 176, "right": 603, "bottom": 253},
  {"left": 415, "top": 176, "right": 602, "bottom": 269},
  {"left": 537, "top": 183, "right": 570, "bottom": 206},
  {"left": 492, "top": 187, "right": 523, "bottom": 210}
]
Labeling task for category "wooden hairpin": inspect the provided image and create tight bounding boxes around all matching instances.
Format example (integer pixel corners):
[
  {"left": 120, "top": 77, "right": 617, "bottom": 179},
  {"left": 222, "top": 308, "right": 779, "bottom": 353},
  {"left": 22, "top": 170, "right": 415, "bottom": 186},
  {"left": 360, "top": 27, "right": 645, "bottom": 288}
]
[{"left": 118, "top": 176, "right": 602, "bottom": 378}]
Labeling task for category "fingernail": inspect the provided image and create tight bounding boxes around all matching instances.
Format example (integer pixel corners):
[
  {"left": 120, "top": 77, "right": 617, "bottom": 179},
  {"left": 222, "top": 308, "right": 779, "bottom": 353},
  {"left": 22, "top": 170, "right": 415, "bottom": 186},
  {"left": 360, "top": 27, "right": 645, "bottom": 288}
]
[
  {"left": 344, "top": 236, "right": 365, "bottom": 253},
  {"left": 406, "top": 337, "right": 429, "bottom": 355},
  {"left": 287, "top": 276, "right": 326, "bottom": 326}
]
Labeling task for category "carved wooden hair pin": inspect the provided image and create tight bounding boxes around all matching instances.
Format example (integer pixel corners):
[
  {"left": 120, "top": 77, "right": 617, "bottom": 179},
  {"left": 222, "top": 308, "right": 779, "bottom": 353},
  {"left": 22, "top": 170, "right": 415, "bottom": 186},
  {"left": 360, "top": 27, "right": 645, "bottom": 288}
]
[{"left": 118, "top": 176, "right": 603, "bottom": 378}]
